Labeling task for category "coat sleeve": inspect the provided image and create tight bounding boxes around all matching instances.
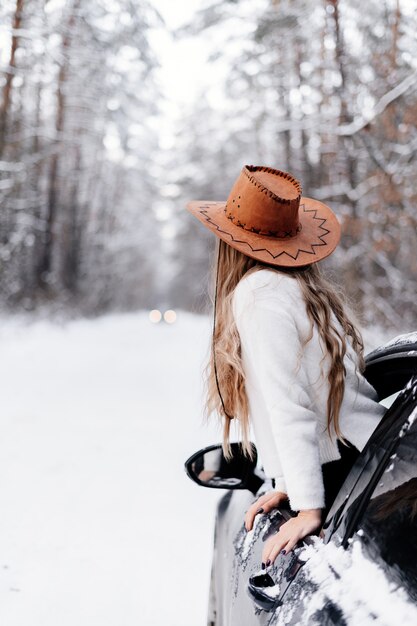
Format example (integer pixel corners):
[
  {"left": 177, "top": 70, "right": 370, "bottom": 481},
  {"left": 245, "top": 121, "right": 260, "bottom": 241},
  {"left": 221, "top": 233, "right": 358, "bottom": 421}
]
[{"left": 236, "top": 279, "right": 326, "bottom": 511}]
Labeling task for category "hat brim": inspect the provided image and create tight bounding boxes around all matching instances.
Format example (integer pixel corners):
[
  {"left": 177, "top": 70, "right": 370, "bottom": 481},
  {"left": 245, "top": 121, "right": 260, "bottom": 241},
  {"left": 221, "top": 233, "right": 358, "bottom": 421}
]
[{"left": 186, "top": 197, "right": 341, "bottom": 267}]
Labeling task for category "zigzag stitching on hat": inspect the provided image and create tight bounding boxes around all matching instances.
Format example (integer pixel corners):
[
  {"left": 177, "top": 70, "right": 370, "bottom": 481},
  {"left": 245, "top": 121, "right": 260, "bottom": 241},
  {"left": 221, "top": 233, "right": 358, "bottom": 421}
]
[
  {"left": 198, "top": 203, "right": 330, "bottom": 261},
  {"left": 224, "top": 208, "right": 301, "bottom": 238},
  {"left": 243, "top": 165, "right": 302, "bottom": 204}
]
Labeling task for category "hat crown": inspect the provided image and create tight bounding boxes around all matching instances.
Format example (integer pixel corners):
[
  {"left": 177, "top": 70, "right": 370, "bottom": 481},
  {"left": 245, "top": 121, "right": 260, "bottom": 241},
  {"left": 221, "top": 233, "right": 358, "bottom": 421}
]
[
  {"left": 185, "top": 162, "right": 341, "bottom": 268},
  {"left": 225, "top": 166, "right": 302, "bottom": 238}
]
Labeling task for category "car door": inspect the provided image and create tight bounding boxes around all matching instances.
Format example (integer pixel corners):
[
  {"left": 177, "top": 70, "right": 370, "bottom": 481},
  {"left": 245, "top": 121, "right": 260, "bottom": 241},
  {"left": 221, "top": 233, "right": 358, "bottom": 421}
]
[
  {"left": 256, "top": 338, "right": 417, "bottom": 623},
  {"left": 208, "top": 334, "right": 417, "bottom": 625},
  {"left": 260, "top": 376, "right": 417, "bottom": 623},
  {"left": 327, "top": 375, "right": 417, "bottom": 603}
]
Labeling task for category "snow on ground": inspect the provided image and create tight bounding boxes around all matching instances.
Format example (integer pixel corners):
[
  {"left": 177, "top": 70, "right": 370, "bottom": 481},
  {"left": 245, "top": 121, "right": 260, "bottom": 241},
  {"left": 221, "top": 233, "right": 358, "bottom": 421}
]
[
  {"left": 0, "top": 311, "right": 223, "bottom": 626},
  {"left": 0, "top": 308, "right": 400, "bottom": 626}
]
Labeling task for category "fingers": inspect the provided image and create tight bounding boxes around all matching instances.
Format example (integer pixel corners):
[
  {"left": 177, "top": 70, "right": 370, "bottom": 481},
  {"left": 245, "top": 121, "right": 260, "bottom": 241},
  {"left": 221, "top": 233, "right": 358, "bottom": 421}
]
[
  {"left": 265, "top": 538, "right": 291, "bottom": 567},
  {"left": 244, "top": 493, "right": 272, "bottom": 532},
  {"left": 261, "top": 512, "right": 322, "bottom": 566},
  {"left": 262, "top": 527, "right": 297, "bottom": 566},
  {"left": 261, "top": 496, "right": 285, "bottom": 514},
  {"left": 244, "top": 491, "right": 287, "bottom": 532}
]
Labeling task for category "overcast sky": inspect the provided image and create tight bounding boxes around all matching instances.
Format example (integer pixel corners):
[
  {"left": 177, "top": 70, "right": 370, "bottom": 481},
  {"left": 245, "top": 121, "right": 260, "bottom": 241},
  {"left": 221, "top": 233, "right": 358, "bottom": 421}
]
[{"left": 150, "top": 0, "right": 210, "bottom": 106}]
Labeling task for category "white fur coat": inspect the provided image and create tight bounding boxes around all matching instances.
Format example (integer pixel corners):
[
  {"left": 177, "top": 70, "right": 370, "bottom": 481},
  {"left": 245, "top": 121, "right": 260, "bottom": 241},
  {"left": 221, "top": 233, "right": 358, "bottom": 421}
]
[{"left": 232, "top": 268, "right": 386, "bottom": 511}]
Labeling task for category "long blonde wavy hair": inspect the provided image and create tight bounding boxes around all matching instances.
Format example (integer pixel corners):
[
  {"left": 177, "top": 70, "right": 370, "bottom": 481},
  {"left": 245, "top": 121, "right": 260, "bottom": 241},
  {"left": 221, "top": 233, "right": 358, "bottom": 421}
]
[{"left": 202, "top": 238, "right": 366, "bottom": 460}]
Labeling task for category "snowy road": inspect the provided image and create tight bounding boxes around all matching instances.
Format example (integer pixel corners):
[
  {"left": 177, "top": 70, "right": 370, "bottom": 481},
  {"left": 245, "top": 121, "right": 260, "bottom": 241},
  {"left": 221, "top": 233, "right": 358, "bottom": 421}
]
[{"left": 0, "top": 312, "right": 222, "bottom": 626}]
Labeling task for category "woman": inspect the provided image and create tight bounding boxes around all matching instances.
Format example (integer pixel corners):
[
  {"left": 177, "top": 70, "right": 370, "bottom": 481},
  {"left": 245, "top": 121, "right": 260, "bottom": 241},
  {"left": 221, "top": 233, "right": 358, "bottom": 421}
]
[{"left": 186, "top": 165, "right": 386, "bottom": 568}]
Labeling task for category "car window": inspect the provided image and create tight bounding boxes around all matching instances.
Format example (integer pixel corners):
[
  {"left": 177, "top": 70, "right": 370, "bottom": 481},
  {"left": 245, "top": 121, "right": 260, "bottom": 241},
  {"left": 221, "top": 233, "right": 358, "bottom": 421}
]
[
  {"left": 356, "top": 407, "right": 417, "bottom": 602},
  {"left": 323, "top": 376, "right": 417, "bottom": 543}
]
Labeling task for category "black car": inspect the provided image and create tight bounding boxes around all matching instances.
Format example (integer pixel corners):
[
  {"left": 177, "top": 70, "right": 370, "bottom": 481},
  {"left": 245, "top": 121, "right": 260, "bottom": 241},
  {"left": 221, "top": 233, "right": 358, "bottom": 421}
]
[{"left": 185, "top": 332, "right": 417, "bottom": 625}]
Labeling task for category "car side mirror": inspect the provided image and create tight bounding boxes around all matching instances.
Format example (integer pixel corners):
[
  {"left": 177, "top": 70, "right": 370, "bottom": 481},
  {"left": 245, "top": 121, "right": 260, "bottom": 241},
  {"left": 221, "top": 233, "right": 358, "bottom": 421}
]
[{"left": 184, "top": 442, "right": 264, "bottom": 494}]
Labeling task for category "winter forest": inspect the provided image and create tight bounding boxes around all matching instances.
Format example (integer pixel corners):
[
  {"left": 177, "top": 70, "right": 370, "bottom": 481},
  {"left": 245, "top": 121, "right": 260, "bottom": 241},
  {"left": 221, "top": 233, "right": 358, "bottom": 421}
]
[
  {"left": 0, "top": 0, "right": 416, "bottom": 329},
  {"left": 1, "top": 2, "right": 417, "bottom": 624}
]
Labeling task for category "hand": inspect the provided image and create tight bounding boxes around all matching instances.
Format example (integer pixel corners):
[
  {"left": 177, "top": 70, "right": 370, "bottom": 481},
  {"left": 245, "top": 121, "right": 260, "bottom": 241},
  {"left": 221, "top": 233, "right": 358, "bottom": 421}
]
[
  {"left": 198, "top": 470, "right": 216, "bottom": 482},
  {"left": 261, "top": 508, "right": 322, "bottom": 566},
  {"left": 244, "top": 490, "right": 288, "bottom": 532}
]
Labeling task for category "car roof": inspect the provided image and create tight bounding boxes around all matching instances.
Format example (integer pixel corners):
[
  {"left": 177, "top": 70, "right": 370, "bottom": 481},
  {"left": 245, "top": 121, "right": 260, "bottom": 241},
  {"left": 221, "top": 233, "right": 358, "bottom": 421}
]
[{"left": 365, "top": 332, "right": 417, "bottom": 400}]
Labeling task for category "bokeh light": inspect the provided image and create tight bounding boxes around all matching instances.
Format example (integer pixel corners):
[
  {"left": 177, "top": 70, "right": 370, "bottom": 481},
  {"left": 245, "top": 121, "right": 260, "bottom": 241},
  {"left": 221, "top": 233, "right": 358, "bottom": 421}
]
[
  {"left": 164, "top": 309, "right": 177, "bottom": 324},
  {"left": 149, "top": 309, "right": 162, "bottom": 323}
]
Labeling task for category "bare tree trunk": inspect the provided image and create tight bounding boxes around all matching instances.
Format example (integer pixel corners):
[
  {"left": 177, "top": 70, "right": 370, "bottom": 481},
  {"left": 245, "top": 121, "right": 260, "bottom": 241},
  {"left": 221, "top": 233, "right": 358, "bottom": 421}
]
[
  {"left": 326, "top": 0, "right": 365, "bottom": 313},
  {"left": 319, "top": 6, "right": 333, "bottom": 189},
  {"left": 271, "top": 0, "right": 292, "bottom": 170},
  {"left": 328, "top": 0, "right": 359, "bottom": 215},
  {"left": 295, "top": 37, "right": 311, "bottom": 188},
  {"left": 329, "top": 0, "right": 348, "bottom": 124},
  {"left": 0, "top": 0, "right": 24, "bottom": 158},
  {"left": 390, "top": 0, "right": 401, "bottom": 71},
  {"left": 62, "top": 142, "right": 82, "bottom": 292},
  {"left": 37, "top": 3, "right": 78, "bottom": 288}
]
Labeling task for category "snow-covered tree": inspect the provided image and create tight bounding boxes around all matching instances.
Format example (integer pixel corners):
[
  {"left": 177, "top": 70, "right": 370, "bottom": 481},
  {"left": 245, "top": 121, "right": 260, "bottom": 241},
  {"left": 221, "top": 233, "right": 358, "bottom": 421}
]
[
  {"left": 0, "top": 0, "right": 162, "bottom": 314},
  {"left": 169, "top": 0, "right": 417, "bottom": 329}
]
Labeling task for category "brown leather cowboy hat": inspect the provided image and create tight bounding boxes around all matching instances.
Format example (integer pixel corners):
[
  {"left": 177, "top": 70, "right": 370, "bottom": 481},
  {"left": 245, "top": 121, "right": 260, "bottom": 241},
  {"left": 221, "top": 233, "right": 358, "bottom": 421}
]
[{"left": 186, "top": 165, "right": 341, "bottom": 267}]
